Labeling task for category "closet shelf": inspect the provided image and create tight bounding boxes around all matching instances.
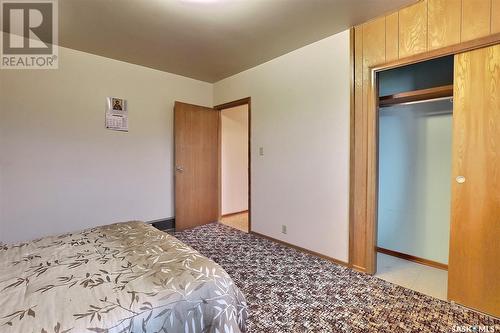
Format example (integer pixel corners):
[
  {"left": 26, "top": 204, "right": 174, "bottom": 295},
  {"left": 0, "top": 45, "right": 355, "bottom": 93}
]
[{"left": 379, "top": 85, "right": 453, "bottom": 107}]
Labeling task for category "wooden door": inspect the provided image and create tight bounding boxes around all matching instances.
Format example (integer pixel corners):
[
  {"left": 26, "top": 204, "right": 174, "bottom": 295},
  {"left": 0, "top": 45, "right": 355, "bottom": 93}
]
[
  {"left": 448, "top": 44, "right": 500, "bottom": 317},
  {"left": 174, "top": 101, "right": 219, "bottom": 230}
]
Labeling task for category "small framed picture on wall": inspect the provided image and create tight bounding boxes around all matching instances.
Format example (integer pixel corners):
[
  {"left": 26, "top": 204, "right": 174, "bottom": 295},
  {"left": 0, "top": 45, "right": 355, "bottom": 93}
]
[{"left": 105, "top": 97, "right": 128, "bottom": 132}]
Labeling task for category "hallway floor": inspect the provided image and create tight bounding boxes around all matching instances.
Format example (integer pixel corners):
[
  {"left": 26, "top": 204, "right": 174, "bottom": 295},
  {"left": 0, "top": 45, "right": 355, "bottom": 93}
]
[
  {"left": 376, "top": 252, "right": 448, "bottom": 300},
  {"left": 219, "top": 211, "right": 249, "bottom": 233}
]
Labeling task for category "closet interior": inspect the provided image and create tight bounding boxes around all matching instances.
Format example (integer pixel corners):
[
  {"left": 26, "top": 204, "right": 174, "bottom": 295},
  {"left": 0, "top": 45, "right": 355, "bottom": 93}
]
[{"left": 375, "top": 56, "right": 454, "bottom": 298}]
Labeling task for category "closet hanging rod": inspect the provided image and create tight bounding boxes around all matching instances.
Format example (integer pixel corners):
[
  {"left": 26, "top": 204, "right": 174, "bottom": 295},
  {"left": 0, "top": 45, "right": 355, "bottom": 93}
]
[
  {"left": 379, "top": 96, "right": 453, "bottom": 108},
  {"left": 379, "top": 85, "right": 453, "bottom": 108}
]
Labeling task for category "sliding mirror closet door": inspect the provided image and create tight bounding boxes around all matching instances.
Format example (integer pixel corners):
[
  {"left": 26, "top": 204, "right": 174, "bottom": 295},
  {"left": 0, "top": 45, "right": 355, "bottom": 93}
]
[{"left": 448, "top": 44, "right": 500, "bottom": 317}]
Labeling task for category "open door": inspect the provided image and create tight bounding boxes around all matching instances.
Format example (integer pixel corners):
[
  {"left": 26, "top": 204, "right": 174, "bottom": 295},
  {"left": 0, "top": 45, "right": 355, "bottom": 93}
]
[
  {"left": 174, "top": 101, "right": 219, "bottom": 230},
  {"left": 448, "top": 44, "right": 500, "bottom": 317}
]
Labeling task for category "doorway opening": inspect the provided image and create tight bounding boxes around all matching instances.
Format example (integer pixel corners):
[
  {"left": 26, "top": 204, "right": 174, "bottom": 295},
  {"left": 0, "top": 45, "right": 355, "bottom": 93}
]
[
  {"left": 215, "top": 98, "right": 251, "bottom": 233},
  {"left": 375, "top": 56, "right": 454, "bottom": 300}
]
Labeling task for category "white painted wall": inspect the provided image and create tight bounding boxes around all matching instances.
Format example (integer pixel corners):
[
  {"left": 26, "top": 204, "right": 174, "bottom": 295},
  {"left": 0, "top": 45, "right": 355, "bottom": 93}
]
[
  {"left": 221, "top": 105, "right": 248, "bottom": 215},
  {"left": 0, "top": 46, "right": 213, "bottom": 244},
  {"left": 378, "top": 102, "right": 452, "bottom": 264},
  {"left": 213, "top": 30, "right": 350, "bottom": 262},
  {"left": 1, "top": 30, "right": 350, "bottom": 261}
]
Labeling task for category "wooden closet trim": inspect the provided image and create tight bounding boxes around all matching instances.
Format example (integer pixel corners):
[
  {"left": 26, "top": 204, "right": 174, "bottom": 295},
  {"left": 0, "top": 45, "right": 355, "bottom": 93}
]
[
  {"left": 348, "top": 28, "right": 356, "bottom": 270},
  {"left": 377, "top": 247, "right": 448, "bottom": 271},
  {"left": 352, "top": 31, "right": 500, "bottom": 274},
  {"left": 372, "top": 32, "right": 500, "bottom": 72}
]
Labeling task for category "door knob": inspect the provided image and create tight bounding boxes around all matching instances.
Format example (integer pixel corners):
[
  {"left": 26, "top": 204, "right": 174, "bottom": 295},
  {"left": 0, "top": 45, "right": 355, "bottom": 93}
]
[
  {"left": 456, "top": 176, "right": 465, "bottom": 184},
  {"left": 176, "top": 166, "right": 184, "bottom": 172}
]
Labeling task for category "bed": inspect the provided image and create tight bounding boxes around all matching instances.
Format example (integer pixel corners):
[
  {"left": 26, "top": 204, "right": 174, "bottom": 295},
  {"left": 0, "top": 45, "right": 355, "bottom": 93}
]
[{"left": 0, "top": 221, "right": 247, "bottom": 333}]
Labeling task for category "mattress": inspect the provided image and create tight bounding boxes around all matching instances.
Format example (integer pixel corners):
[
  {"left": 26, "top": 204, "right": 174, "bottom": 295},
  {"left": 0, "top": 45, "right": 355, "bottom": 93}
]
[{"left": 0, "top": 221, "right": 247, "bottom": 333}]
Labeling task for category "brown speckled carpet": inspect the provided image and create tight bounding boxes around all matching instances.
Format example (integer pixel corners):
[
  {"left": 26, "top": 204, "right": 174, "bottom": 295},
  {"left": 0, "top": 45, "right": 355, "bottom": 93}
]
[{"left": 174, "top": 223, "right": 500, "bottom": 333}]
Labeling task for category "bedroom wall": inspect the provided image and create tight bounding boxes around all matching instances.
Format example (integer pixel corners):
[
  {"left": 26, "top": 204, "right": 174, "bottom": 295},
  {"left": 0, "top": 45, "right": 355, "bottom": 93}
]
[
  {"left": 213, "top": 30, "right": 350, "bottom": 262},
  {"left": 378, "top": 103, "right": 452, "bottom": 264},
  {"left": 221, "top": 105, "right": 249, "bottom": 215},
  {"left": 0, "top": 46, "right": 213, "bottom": 244}
]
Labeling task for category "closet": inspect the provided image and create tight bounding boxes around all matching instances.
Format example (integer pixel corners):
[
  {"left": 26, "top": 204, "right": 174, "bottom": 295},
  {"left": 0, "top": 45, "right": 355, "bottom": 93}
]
[
  {"left": 351, "top": 0, "right": 500, "bottom": 318},
  {"left": 377, "top": 56, "right": 454, "bottom": 272},
  {"left": 448, "top": 45, "right": 500, "bottom": 317},
  {"left": 377, "top": 57, "right": 453, "bottom": 268},
  {"left": 374, "top": 45, "right": 500, "bottom": 317}
]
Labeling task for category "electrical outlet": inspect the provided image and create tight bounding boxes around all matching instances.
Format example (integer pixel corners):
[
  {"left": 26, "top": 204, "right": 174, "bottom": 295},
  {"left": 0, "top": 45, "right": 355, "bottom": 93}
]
[
  {"left": 259, "top": 147, "right": 264, "bottom": 156},
  {"left": 281, "top": 225, "right": 287, "bottom": 234}
]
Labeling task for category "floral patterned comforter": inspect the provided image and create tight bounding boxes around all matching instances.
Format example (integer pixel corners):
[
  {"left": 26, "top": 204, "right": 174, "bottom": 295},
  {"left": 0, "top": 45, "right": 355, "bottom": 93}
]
[{"left": 0, "top": 221, "right": 247, "bottom": 333}]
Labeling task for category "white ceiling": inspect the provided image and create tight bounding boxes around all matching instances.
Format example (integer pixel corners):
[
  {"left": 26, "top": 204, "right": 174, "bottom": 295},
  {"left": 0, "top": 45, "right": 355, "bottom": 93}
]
[{"left": 59, "top": 0, "right": 415, "bottom": 82}]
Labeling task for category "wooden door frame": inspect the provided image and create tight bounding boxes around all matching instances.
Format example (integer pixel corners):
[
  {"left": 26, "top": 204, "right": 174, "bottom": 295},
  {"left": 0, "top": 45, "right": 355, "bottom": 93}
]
[
  {"left": 352, "top": 32, "right": 500, "bottom": 274},
  {"left": 214, "top": 97, "right": 252, "bottom": 232}
]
